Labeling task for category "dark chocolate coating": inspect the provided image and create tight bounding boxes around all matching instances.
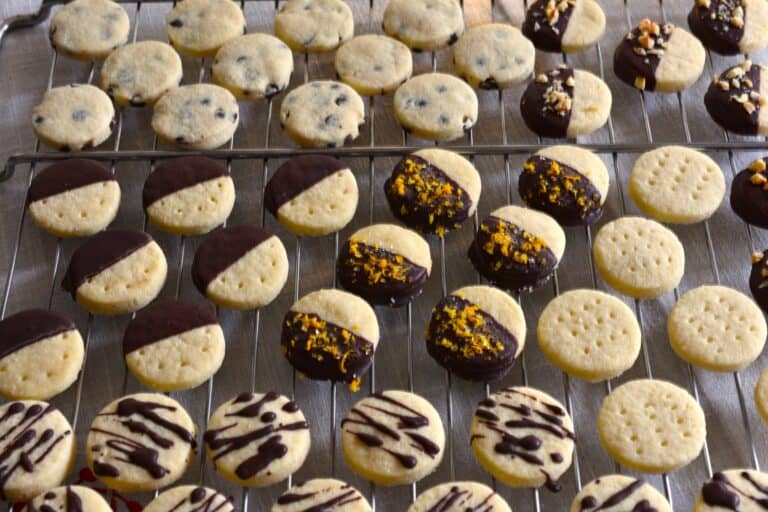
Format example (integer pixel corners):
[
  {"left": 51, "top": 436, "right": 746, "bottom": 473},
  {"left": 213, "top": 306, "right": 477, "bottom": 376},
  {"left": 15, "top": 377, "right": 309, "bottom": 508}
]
[
  {"left": 613, "top": 24, "right": 670, "bottom": 92},
  {"left": 0, "top": 309, "right": 76, "bottom": 360},
  {"left": 522, "top": 0, "right": 573, "bottom": 52},
  {"left": 705, "top": 62, "right": 762, "bottom": 135},
  {"left": 142, "top": 156, "right": 230, "bottom": 208},
  {"left": 27, "top": 159, "right": 115, "bottom": 205},
  {"left": 264, "top": 154, "right": 348, "bottom": 215},
  {"left": 122, "top": 299, "right": 218, "bottom": 355},
  {"left": 520, "top": 67, "right": 574, "bottom": 138},
  {"left": 688, "top": 0, "right": 745, "bottom": 55},
  {"left": 750, "top": 250, "right": 768, "bottom": 313},
  {"left": 730, "top": 160, "right": 768, "bottom": 228}
]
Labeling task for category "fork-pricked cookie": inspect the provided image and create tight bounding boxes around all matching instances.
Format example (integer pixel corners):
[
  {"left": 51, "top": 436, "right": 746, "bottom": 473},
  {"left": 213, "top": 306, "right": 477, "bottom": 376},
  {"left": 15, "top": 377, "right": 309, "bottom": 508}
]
[
  {"left": 212, "top": 34, "right": 294, "bottom": 100},
  {"left": 275, "top": 0, "right": 354, "bottom": 53},
  {"left": 693, "top": 469, "right": 768, "bottom": 511},
  {"left": 144, "top": 486, "right": 234, "bottom": 512},
  {"left": 409, "top": 482, "right": 511, "bottom": 512},
  {"left": 705, "top": 60, "right": 768, "bottom": 136},
  {"left": 334, "top": 34, "right": 413, "bottom": 95},
  {"left": 273, "top": 479, "right": 372, "bottom": 512},
  {"left": 382, "top": 0, "right": 465, "bottom": 52},
  {"left": 49, "top": 0, "right": 130, "bottom": 60},
  {"left": 689, "top": 0, "right": 768, "bottom": 55},
  {"left": 166, "top": 0, "right": 246, "bottom": 57},
  {"left": 571, "top": 475, "right": 672, "bottom": 512},
  {"left": 522, "top": 0, "right": 606, "bottom": 53}
]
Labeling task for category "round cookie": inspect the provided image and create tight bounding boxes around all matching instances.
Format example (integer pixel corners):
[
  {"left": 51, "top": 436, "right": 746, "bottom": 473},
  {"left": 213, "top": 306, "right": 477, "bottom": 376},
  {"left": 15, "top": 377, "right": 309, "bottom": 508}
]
[
  {"left": 29, "top": 485, "right": 111, "bottom": 512},
  {"left": 0, "top": 400, "right": 75, "bottom": 503},
  {"left": 522, "top": 0, "right": 606, "bottom": 53},
  {"left": 341, "top": 390, "right": 445, "bottom": 485},
  {"left": 613, "top": 19, "right": 705, "bottom": 93},
  {"left": 425, "top": 285, "right": 526, "bottom": 382},
  {"left": 520, "top": 66, "right": 611, "bottom": 139},
  {"left": 334, "top": 35, "right": 413, "bottom": 96},
  {"left": 143, "top": 156, "right": 235, "bottom": 235},
  {"left": 749, "top": 249, "right": 768, "bottom": 313},
  {"left": 204, "top": 392, "right": 310, "bottom": 487},
  {"left": 394, "top": 73, "right": 478, "bottom": 141},
  {"left": 144, "top": 486, "right": 234, "bottom": 512},
  {"left": 264, "top": 154, "right": 359, "bottom": 236},
  {"left": 592, "top": 216, "right": 685, "bottom": 299},
  {"left": 468, "top": 205, "right": 566, "bottom": 292},
  {"left": 61, "top": 228, "right": 168, "bottom": 315},
  {"left": 274, "top": 0, "right": 354, "bottom": 53},
  {"left": 27, "top": 159, "right": 120, "bottom": 238},
  {"left": 597, "top": 378, "right": 706, "bottom": 473},
  {"left": 571, "top": 475, "right": 672, "bottom": 512},
  {"left": 100, "top": 41, "right": 183, "bottom": 107},
  {"left": 470, "top": 386, "right": 574, "bottom": 490},
  {"left": 519, "top": 145, "right": 609, "bottom": 226},
  {"left": 755, "top": 366, "right": 768, "bottom": 426},
  {"left": 212, "top": 34, "right": 294, "bottom": 100},
  {"left": 337, "top": 224, "right": 432, "bottom": 307},
  {"left": 166, "top": 0, "right": 246, "bottom": 58},
  {"left": 706, "top": 61, "right": 768, "bottom": 136},
  {"left": 732, "top": 157, "right": 768, "bottom": 228},
  {"left": 32, "top": 84, "right": 114, "bottom": 151},
  {"left": 384, "top": 148, "right": 481, "bottom": 236},
  {"left": 123, "top": 300, "right": 225, "bottom": 392},
  {"left": 689, "top": 0, "right": 768, "bottom": 55},
  {"left": 49, "top": 0, "right": 130, "bottom": 61},
  {"left": 693, "top": 469, "right": 768, "bottom": 511},
  {"left": 191, "top": 225, "right": 288, "bottom": 310},
  {"left": 280, "top": 81, "right": 365, "bottom": 148},
  {"left": 152, "top": 83, "right": 239, "bottom": 150},
  {"left": 0, "top": 309, "right": 84, "bottom": 401},
  {"left": 382, "top": 0, "right": 464, "bottom": 51},
  {"left": 273, "top": 478, "right": 372, "bottom": 512},
  {"left": 281, "top": 288, "right": 379, "bottom": 390},
  {"left": 409, "top": 482, "right": 511, "bottom": 512}
]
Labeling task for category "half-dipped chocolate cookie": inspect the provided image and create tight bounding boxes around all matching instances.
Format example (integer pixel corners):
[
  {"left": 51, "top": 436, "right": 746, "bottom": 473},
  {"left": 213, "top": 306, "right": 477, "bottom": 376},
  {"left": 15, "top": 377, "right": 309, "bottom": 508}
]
[
  {"left": 337, "top": 224, "right": 432, "bottom": 307},
  {"left": 705, "top": 60, "right": 768, "bottom": 135},
  {"left": 688, "top": 0, "right": 768, "bottom": 55},
  {"left": 522, "top": 0, "right": 606, "bottom": 53},
  {"left": 281, "top": 289, "right": 379, "bottom": 391},
  {"left": 384, "top": 148, "right": 481, "bottom": 237},
  {"left": 469, "top": 205, "right": 566, "bottom": 292},
  {"left": 273, "top": 479, "right": 372, "bottom": 512},
  {"left": 731, "top": 157, "right": 768, "bottom": 228},
  {"left": 750, "top": 250, "right": 768, "bottom": 313}
]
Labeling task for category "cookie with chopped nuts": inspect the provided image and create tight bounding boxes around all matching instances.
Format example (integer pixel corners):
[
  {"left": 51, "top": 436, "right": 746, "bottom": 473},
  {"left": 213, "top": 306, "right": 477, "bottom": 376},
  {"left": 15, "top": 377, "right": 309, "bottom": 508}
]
[
  {"left": 382, "top": 0, "right": 465, "bottom": 52},
  {"left": 750, "top": 249, "right": 768, "bottom": 313},
  {"left": 705, "top": 60, "right": 768, "bottom": 136},
  {"left": 522, "top": 0, "right": 605, "bottom": 53},
  {"left": 688, "top": 0, "right": 768, "bottom": 55},
  {"left": 731, "top": 157, "right": 768, "bottom": 228}
]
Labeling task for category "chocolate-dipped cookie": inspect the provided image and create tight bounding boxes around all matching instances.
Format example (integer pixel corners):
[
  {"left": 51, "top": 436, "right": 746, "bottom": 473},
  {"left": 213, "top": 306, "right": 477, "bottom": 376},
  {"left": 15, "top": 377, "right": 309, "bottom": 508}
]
[
  {"left": 750, "top": 250, "right": 768, "bottom": 313},
  {"left": 705, "top": 60, "right": 768, "bottom": 136},
  {"left": 731, "top": 157, "right": 768, "bottom": 228},
  {"left": 688, "top": 0, "right": 768, "bottom": 55},
  {"left": 522, "top": 0, "right": 606, "bottom": 53},
  {"left": 274, "top": 479, "right": 372, "bottom": 512}
]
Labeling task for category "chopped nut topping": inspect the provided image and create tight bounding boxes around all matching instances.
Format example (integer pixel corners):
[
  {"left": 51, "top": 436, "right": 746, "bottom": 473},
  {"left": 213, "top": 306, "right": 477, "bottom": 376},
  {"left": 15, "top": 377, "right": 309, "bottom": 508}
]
[
  {"left": 744, "top": 101, "right": 756, "bottom": 114},
  {"left": 744, "top": 78, "right": 754, "bottom": 88},
  {"left": 718, "top": 80, "right": 730, "bottom": 91},
  {"left": 731, "top": 16, "right": 744, "bottom": 28},
  {"left": 733, "top": 93, "right": 749, "bottom": 104},
  {"left": 750, "top": 173, "right": 767, "bottom": 185},
  {"left": 750, "top": 91, "right": 761, "bottom": 101},
  {"left": 732, "top": 78, "right": 741, "bottom": 89},
  {"left": 726, "top": 66, "right": 745, "bottom": 79},
  {"left": 749, "top": 159, "right": 767, "bottom": 173},
  {"left": 535, "top": 74, "right": 549, "bottom": 84},
  {"left": 742, "top": 59, "right": 752, "bottom": 69},
  {"left": 544, "top": 0, "right": 559, "bottom": 24},
  {"left": 633, "top": 46, "right": 647, "bottom": 56},
  {"left": 638, "top": 33, "right": 655, "bottom": 49},
  {"left": 634, "top": 76, "right": 647, "bottom": 90},
  {"left": 754, "top": 251, "right": 765, "bottom": 264},
  {"left": 697, "top": 0, "right": 711, "bottom": 6},
  {"left": 564, "top": 76, "right": 575, "bottom": 87}
]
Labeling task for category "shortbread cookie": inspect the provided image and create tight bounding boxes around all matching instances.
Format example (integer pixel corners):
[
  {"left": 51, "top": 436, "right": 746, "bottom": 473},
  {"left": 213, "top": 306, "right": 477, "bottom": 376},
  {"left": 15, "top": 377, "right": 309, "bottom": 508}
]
[
  {"left": 384, "top": 148, "right": 481, "bottom": 236},
  {"left": 265, "top": 154, "right": 358, "bottom": 236},
  {"left": 274, "top": 0, "right": 354, "bottom": 53},
  {"left": 280, "top": 81, "right": 365, "bottom": 148},
  {"left": 192, "top": 225, "right": 288, "bottom": 310},
  {"left": 755, "top": 366, "right": 768, "bottom": 425},
  {"left": 32, "top": 84, "right": 115, "bottom": 151},
  {"left": 212, "top": 34, "right": 293, "bottom": 100},
  {"left": 572, "top": 475, "right": 672, "bottom": 512},
  {"left": 597, "top": 379, "right": 706, "bottom": 473},
  {"left": 522, "top": 0, "right": 606, "bottom": 53},
  {"left": 471, "top": 386, "right": 574, "bottom": 490},
  {"left": 282, "top": 289, "right": 379, "bottom": 390},
  {"left": 337, "top": 224, "right": 432, "bottom": 307},
  {"left": 87, "top": 393, "right": 195, "bottom": 492},
  {"left": 394, "top": 73, "right": 478, "bottom": 141},
  {"left": 520, "top": 66, "right": 611, "bottom": 138},
  {"left": 0, "top": 309, "right": 84, "bottom": 401},
  {"left": 519, "top": 145, "right": 609, "bottom": 226},
  {"left": 152, "top": 83, "right": 239, "bottom": 149},
  {"left": 614, "top": 19, "right": 705, "bottom": 92},
  {"left": 453, "top": 23, "right": 535, "bottom": 89},
  {"left": 166, "top": 0, "right": 246, "bottom": 57},
  {"left": 426, "top": 285, "right": 526, "bottom": 382},
  {"left": 123, "top": 300, "right": 225, "bottom": 392},
  {"left": 537, "top": 289, "right": 641, "bottom": 382},
  {"left": 144, "top": 486, "right": 234, "bottom": 512},
  {"left": 61, "top": 228, "right": 167, "bottom": 315},
  {"left": 592, "top": 216, "right": 684, "bottom": 299},
  {"left": 342, "top": 390, "right": 445, "bottom": 485},
  {"left": 143, "top": 156, "right": 235, "bottom": 235},
  {"left": 49, "top": 0, "right": 130, "bottom": 60},
  {"left": 383, "top": 0, "right": 464, "bottom": 51},
  {"left": 100, "top": 41, "right": 183, "bottom": 107},
  {"left": 204, "top": 392, "right": 310, "bottom": 486},
  {"left": 0, "top": 400, "right": 75, "bottom": 502},
  {"left": 409, "top": 482, "right": 511, "bottom": 512},
  {"left": 334, "top": 35, "right": 413, "bottom": 95},
  {"left": 693, "top": 469, "right": 768, "bottom": 511},
  {"left": 705, "top": 61, "right": 768, "bottom": 136},
  {"left": 27, "top": 158, "right": 120, "bottom": 238},
  {"left": 29, "top": 485, "right": 111, "bottom": 512},
  {"left": 689, "top": 0, "right": 768, "bottom": 55},
  {"left": 749, "top": 249, "right": 768, "bottom": 313},
  {"left": 732, "top": 158, "right": 768, "bottom": 228},
  {"left": 469, "top": 205, "right": 566, "bottom": 292},
  {"left": 273, "top": 479, "right": 372, "bottom": 512}
]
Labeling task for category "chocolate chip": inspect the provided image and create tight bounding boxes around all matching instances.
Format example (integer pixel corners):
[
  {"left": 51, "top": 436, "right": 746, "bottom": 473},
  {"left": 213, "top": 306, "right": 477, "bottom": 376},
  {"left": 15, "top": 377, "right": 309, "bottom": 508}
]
[
  {"left": 175, "top": 136, "right": 187, "bottom": 144},
  {"left": 373, "top": 64, "right": 383, "bottom": 72},
  {"left": 169, "top": 18, "right": 183, "bottom": 28},
  {"left": 71, "top": 110, "right": 88, "bottom": 122},
  {"left": 475, "top": 57, "right": 485, "bottom": 66},
  {"left": 130, "top": 94, "right": 145, "bottom": 107},
  {"left": 215, "top": 108, "right": 226, "bottom": 119},
  {"left": 413, "top": 47, "right": 423, "bottom": 53},
  {"left": 416, "top": 99, "right": 428, "bottom": 107},
  {"left": 335, "top": 95, "right": 348, "bottom": 105},
  {"left": 265, "top": 83, "right": 280, "bottom": 98},
  {"left": 330, "top": 83, "right": 341, "bottom": 90},
  {"left": 448, "top": 32, "right": 459, "bottom": 45},
  {"left": 236, "top": 55, "right": 248, "bottom": 63},
  {"left": 439, "top": 114, "right": 449, "bottom": 124},
  {"left": 34, "top": 115, "right": 45, "bottom": 124},
  {"left": 479, "top": 77, "right": 499, "bottom": 90},
  {"left": 324, "top": 114, "right": 339, "bottom": 125},
  {"left": 436, "top": 85, "right": 447, "bottom": 93},
  {"left": 326, "top": 142, "right": 337, "bottom": 148},
  {"left": 232, "top": 112, "right": 238, "bottom": 122},
  {"left": 201, "top": 98, "right": 211, "bottom": 106}
]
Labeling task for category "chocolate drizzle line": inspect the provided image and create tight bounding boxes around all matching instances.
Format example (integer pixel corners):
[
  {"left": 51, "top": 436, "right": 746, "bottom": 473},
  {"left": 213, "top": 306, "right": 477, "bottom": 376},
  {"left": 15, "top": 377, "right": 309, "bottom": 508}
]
[
  {"left": 276, "top": 482, "right": 362, "bottom": 511},
  {"left": 579, "top": 479, "right": 657, "bottom": 511},
  {"left": 701, "top": 470, "right": 768, "bottom": 510},
  {"left": 522, "top": 0, "right": 575, "bottom": 52},
  {"left": 0, "top": 308, "right": 76, "bottom": 360},
  {"left": 122, "top": 300, "right": 217, "bottom": 355},
  {"left": 143, "top": 156, "right": 230, "bottom": 208},
  {"left": 166, "top": 487, "right": 232, "bottom": 512},
  {"left": 264, "top": 154, "right": 348, "bottom": 214},
  {"left": 520, "top": 66, "right": 574, "bottom": 138},
  {"left": 425, "top": 484, "right": 498, "bottom": 511},
  {"left": 705, "top": 61, "right": 763, "bottom": 135},
  {"left": 27, "top": 159, "right": 115, "bottom": 204},
  {"left": 613, "top": 19, "right": 674, "bottom": 91}
]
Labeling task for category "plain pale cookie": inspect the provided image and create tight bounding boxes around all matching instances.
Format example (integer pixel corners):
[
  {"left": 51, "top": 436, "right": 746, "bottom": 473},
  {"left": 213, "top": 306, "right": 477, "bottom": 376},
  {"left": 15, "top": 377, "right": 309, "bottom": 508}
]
[
  {"left": 212, "top": 34, "right": 293, "bottom": 100},
  {"left": 409, "top": 482, "right": 511, "bottom": 512},
  {"left": 273, "top": 478, "right": 372, "bottom": 512},
  {"left": 29, "top": 485, "right": 111, "bottom": 512},
  {"left": 144, "top": 486, "right": 234, "bottom": 512},
  {"left": 693, "top": 469, "right": 768, "bottom": 511},
  {"left": 166, "top": 0, "right": 246, "bottom": 57},
  {"left": 689, "top": 0, "right": 768, "bottom": 55},
  {"left": 334, "top": 35, "right": 413, "bottom": 95},
  {"left": 383, "top": 0, "right": 464, "bottom": 51},
  {"left": 522, "top": 0, "right": 606, "bottom": 53},
  {"left": 572, "top": 475, "right": 672, "bottom": 512},
  {"left": 757, "top": 366, "right": 768, "bottom": 426},
  {"left": 705, "top": 60, "right": 768, "bottom": 136},
  {"left": 275, "top": 0, "right": 354, "bottom": 53},
  {"left": 49, "top": 0, "right": 130, "bottom": 60}
]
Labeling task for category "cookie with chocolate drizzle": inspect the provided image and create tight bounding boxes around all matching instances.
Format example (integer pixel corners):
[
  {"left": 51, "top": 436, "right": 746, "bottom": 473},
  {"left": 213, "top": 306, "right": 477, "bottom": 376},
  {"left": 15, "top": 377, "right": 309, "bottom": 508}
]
[
  {"left": 29, "top": 485, "right": 113, "bottom": 512},
  {"left": 693, "top": 469, "right": 768, "bottom": 511},
  {"left": 522, "top": 0, "right": 606, "bottom": 53},
  {"left": 144, "top": 485, "right": 234, "bottom": 512},
  {"left": 273, "top": 478, "right": 372, "bottom": 511},
  {"left": 571, "top": 474, "right": 672, "bottom": 512},
  {"left": 689, "top": 0, "right": 768, "bottom": 55},
  {"left": 408, "top": 481, "right": 511, "bottom": 511},
  {"left": 707, "top": 61, "right": 768, "bottom": 136}
]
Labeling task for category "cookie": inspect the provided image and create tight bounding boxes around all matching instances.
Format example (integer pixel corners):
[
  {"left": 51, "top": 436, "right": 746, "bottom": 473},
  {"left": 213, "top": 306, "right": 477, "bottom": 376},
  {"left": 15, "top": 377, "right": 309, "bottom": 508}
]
[
  {"left": 689, "top": 0, "right": 768, "bottom": 55},
  {"left": 409, "top": 482, "right": 511, "bottom": 512},
  {"left": 693, "top": 469, "right": 768, "bottom": 511},
  {"left": 597, "top": 379, "right": 706, "bottom": 473},
  {"left": 274, "top": 0, "right": 354, "bottom": 53},
  {"left": 384, "top": 148, "right": 481, "bottom": 236},
  {"left": 571, "top": 475, "right": 672, "bottom": 512},
  {"left": 468, "top": 205, "right": 566, "bottom": 292},
  {"left": 273, "top": 478, "right": 372, "bottom": 512},
  {"left": 425, "top": 285, "right": 526, "bottom": 382},
  {"left": 29, "top": 485, "right": 111, "bottom": 512},
  {"left": 519, "top": 145, "right": 609, "bottom": 226},
  {"left": 334, "top": 34, "right": 413, "bottom": 96},
  {"left": 280, "top": 81, "right": 365, "bottom": 148},
  {"left": 337, "top": 224, "right": 432, "bottom": 307},
  {"left": 341, "top": 390, "right": 445, "bottom": 485},
  {"left": 470, "top": 386, "right": 574, "bottom": 490},
  {"left": 0, "top": 400, "right": 75, "bottom": 502},
  {"left": 537, "top": 289, "right": 641, "bottom": 382},
  {"left": 592, "top": 216, "right": 685, "bottom": 299},
  {"left": 614, "top": 19, "right": 705, "bottom": 92},
  {"left": 27, "top": 158, "right": 120, "bottom": 238},
  {"left": 383, "top": 0, "right": 464, "bottom": 51},
  {"left": 522, "top": 0, "right": 606, "bottom": 53},
  {"left": 749, "top": 249, "right": 768, "bottom": 313},
  {"left": 755, "top": 366, "right": 768, "bottom": 426},
  {"left": 264, "top": 154, "right": 359, "bottom": 236},
  {"left": 281, "top": 288, "right": 379, "bottom": 390},
  {"left": 143, "top": 156, "right": 235, "bottom": 235},
  {"left": 144, "top": 486, "right": 234, "bottom": 512},
  {"left": 32, "top": 84, "right": 115, "bottom": 151},
  {"left": 86, "top": 393, "right": 195, "bottom": 492},
  {"left": 152, "top": 83, "right": 239, "bottom": 150},
  {"left": 166, "top": 0, "right": 246, "bottom": 58},
  {"left": 394, "top": 73, "right": 478, "bottom": 141},
  {"left": 49, "top": 0, "right": 130, "bottom": 60},
  {"left": 520, "top": 66, "right": 611, "bottom": 138},
  {"left": 100, "top": 41, "right": 183, "bottom": 107},
  {"left": 61, "top": 228, "right": 168, "bottom": 315},
  {"left": 191, "top": 225, "right": 288, "bottom": 310},
  {"left": 212, "top": 34, "right": 293, "bottom": 100},
  {"left": 705, "top": 60, "right": 768, "bottom": 136},
  {"left": 732, "top": 157, "right": 768, "bottom": 228},
  {"left": 204, "top": 392, "right": 310, "bottom": 487},
  {"left": 123, "top": 300, "right": 225, "bottom": 392},
  {"left": 452, "top": 23, "right": 535, "bottom": 90}
]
